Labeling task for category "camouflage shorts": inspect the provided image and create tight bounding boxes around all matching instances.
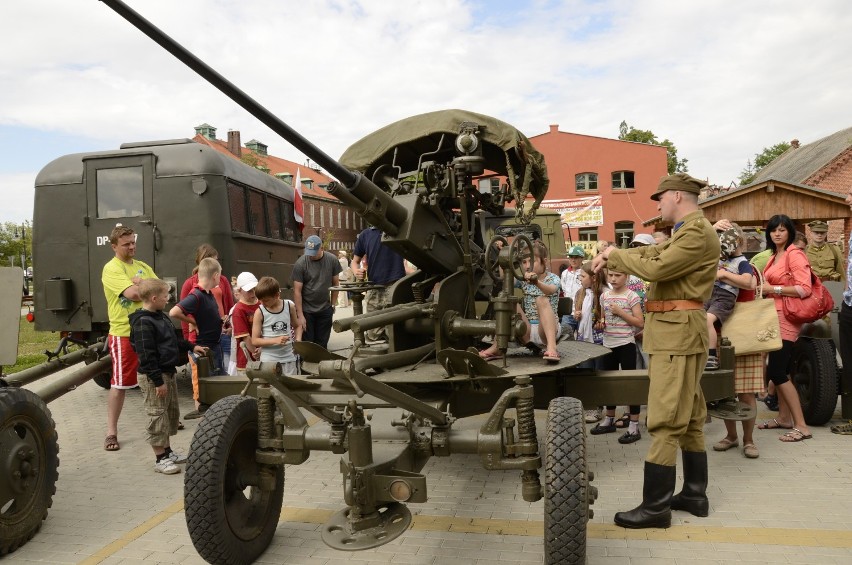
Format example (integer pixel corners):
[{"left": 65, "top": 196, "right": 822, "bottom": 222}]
[{"left": 138, "top": 372, "right": 180, "bottom": 447}]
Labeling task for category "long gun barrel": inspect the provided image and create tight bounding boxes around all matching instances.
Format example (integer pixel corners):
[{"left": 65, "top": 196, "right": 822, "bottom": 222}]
[{"left": 99, "top": 0, "right": 408, "bottom": 236}]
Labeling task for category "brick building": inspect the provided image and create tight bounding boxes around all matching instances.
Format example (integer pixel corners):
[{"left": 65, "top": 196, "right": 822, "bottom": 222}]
[
  {"left": 529, "top": 125, "right": 668, "bottom": 255},
  {"left": 667, "top": 127, "right": 852, "bottom": 249},
  {"left": 192, "top": 123, "right": 365, "bottom": 252}
]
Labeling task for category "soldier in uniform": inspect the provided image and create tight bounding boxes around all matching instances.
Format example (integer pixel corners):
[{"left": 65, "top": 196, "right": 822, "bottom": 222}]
[
  {"left": 592, "top": 173, "right": 720, "bottom": 529},
  {"left": 806, "top": 220, "right": 844, "bottom": 283}
]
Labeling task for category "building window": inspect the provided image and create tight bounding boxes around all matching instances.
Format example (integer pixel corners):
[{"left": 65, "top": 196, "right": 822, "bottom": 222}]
[
  {"left": 612, "top": 171, "right": 635, "bottom": 190},
  {"left": 578, "top": 228, "right": 597, "bottom": 241},
  {"left": 615, "top": 221, "right": 634, "bottom": 248},
  {"left": 575, "top": 173, "right": 598, "bottom": 192}
]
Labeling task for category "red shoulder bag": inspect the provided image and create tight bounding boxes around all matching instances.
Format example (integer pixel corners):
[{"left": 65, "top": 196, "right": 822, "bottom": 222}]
[{"left": 781, "top": 250, "right": 834, "bottom": 324}]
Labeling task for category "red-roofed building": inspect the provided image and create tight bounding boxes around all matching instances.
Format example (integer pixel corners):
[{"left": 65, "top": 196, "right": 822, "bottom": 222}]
[
  {"left": 193, "top": 123, "right": 365, "bottom": 252},
  {"left": 529, "top": 125, "right": 668, "bottom": 255}
]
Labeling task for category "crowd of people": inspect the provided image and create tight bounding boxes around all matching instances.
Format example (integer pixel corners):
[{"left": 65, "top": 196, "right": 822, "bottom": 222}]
[
  {"left": 539, "top": 174, "right": 850, "bottom": 529},
  {"left": 99, "top": 222, "right": 411, "bottom": 475}
]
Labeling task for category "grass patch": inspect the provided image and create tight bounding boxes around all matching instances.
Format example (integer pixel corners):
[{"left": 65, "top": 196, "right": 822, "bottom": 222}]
[{"left": 4, "top": 316, "right": 72, "bottom": 374}]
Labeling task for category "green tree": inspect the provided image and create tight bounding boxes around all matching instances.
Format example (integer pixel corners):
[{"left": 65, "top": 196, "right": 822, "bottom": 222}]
[
  {"left": 738, "top": 141, "right": 791, "bottom": 185},
  {"left": 618, "top": 120, "right": 688, "bottom": 174},
  {"left": 0, "top": 221, "right": 32, "bottom": 269}
]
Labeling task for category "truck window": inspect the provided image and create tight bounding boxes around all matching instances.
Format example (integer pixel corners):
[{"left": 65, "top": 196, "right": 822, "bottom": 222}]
[
  {"left": 96, "top": 166, "right": 143, "bottom": 218},
  {"left": 228, "top": 179, "right": 299, "bottom": 241}
]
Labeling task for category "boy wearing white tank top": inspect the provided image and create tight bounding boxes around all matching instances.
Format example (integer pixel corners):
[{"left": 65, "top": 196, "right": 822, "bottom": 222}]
[{"left": 251, "top": 276, "right": 302, "bottom": 375}]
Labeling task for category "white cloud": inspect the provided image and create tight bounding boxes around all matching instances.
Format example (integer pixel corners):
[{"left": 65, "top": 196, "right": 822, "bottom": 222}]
[
  {"left": 0, "top": 173, "right": 38, "bottom": 224},
  {"left": 2, "top": 0, "right": 851, "bottom": 223}
]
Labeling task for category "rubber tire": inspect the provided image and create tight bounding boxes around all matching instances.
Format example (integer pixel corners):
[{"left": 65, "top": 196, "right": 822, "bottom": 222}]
[
  {"left": 92, "top": 373, "right": 112, "bottom": 390},
  {"left": 0, "top": 388, "right": 59, "bottom": 556},
  {"left": 791, "top": 337, "right": 838, "bottom": 426},
  {"left": 544, "top": 396, "right": 591, "bottom": 565},
  {"left": 184, "top": 395, "right": 284, "bottom": 565}
]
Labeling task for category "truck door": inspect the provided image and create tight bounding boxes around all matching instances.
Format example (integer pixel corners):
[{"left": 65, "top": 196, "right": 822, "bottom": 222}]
[{"left": 85, "top": 153, "right": 156, "bottom": 326}]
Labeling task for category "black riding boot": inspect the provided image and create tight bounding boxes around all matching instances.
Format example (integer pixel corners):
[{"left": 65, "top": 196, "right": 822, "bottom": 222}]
[
  {"left": 670, "top": 450, "right": 709, "bottom": 517},
  {"left": 614, "top": 461, "right": 675, "bottom": 529}
]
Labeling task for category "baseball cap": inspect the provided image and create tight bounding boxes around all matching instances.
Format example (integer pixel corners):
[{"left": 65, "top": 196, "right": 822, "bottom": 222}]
[
  {"left": 236, "top": 272, "right": 258, "bottom": 291},
  {"left": 304, "top": 235, "right": 322, "bottom": 256},
  {"left": 567, "top": 245, "right": 586, "bottom": 258},
  {"left": 630, "top": 233, "right": 656, "bottom": 246}
]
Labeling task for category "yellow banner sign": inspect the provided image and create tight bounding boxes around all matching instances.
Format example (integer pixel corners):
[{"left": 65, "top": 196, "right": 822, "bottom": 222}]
[{"left": 541, "top": 197, "right": 604, "bottom": 228}]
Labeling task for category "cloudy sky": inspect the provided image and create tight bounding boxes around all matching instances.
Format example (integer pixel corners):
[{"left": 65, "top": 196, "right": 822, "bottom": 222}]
[{"left": 2, "top": 0, "right": 849, "bottom": 223}]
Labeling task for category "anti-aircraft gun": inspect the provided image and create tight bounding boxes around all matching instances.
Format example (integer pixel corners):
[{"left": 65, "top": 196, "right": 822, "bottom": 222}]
[{"left": 90, "top": 2, "right": 740, "bottom": 564}]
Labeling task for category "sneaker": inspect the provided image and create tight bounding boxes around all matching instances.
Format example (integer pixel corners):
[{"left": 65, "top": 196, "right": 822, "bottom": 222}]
[
  {"left": 584, "top": 409, "right": 602, "bottom": 423},
  {"left": 154, "top": 458, "right": 181, "bottom": 475},
  {"left": 618, "top": 430, "right": 642, "bottom": 444},
  {"left": 705, "top": 355, "right": 719, "bottom": 371},
  {"left": 166, "top": 450, "right": 187, "bottom": 464}
]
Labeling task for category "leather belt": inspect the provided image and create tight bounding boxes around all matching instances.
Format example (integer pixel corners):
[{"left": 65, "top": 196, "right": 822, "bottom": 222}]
[{"left": 645, "top": 300, "right": 704, "bottom": 312}]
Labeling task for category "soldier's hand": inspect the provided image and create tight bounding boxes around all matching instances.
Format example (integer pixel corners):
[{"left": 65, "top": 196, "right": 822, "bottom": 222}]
[
  {"left": 155, "top": 383, "right": 167, "bottom": 398},
  {"left": 591, "top": 254, "right": 607, "bottom": 273}
]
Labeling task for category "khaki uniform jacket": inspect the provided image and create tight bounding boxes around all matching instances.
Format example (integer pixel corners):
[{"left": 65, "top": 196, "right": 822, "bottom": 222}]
[
  {"left": 806, "top": 244, "right": 844, "bottom": 283},
  {"left": 606, "top": 210, "right": 719, "bottom": 355}
]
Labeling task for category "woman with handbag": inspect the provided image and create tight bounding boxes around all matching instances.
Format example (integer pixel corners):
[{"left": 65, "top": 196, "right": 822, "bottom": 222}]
[{"left": 757, "top": 214, "right": 813, "bottom": 442}]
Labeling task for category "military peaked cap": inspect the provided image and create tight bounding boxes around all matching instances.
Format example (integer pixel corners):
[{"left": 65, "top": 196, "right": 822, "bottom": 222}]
[{"left": 651, "top": 173, "right": 708, "bottom": 201}]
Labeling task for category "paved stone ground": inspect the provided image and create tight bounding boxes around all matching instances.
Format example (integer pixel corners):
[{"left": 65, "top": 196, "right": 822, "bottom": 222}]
[{"left": 9, "top": 307, "right": 852, "bottom": 564}]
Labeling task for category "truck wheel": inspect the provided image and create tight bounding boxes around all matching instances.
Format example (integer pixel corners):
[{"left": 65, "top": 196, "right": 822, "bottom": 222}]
[
  {"left": 92, "top": 373, "right": 112, "bottom": 390},
  {"left": 0, "top": 388, "right": 59, "bottom": 556},
  {"left": 791, "top": 337, "right": 838, "bottom": 426},
  {"left": 544, "top": 396, "right": 595, "bottom": 565},
  {"left": 184, "top": 395, "right": 283, "bottom": 565}
]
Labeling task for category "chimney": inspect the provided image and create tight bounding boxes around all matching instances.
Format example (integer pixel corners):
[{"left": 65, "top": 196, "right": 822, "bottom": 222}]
[
  {"left": 549, "top": 124, "right": 559, "bottom": 134},
  {"left": 227, "top": 130, "right": 242, "bottom": 157},
  {"left": 790, "top": 139, "right": 800, "bottom": 149}
]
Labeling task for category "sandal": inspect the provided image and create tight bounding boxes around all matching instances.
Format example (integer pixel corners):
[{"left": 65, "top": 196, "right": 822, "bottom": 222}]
[
  {"left": 742, "top": 443, "right": 759, "bottom": 458},
  {"left": 478, "top": 350, "right": 503, "bottom": 361},
  {"left": 779, "top": 428, "right": 812, "bottom": 442},
  {"left": 830, "top": 421, "right": 852, "bottom": 435},
  {"left": 542, "top": 350, "right": 561, "bottom": 364},
  {"left": 104, "top": 435, "right": 120, "bottom": 451},
  {"left": 757, "top": 418, "right": 792, "bottom": 430},
  {"left": 713, "top": 437, "right": 739, "bottom": 451},
  {"left": 614, "top": 414, "right": 631, "bottom": 429}
]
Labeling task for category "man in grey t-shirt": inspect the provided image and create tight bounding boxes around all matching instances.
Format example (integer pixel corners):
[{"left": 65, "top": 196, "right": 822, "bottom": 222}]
[{"left": 292, "top": 235, "right": 341, "bottom": 348}]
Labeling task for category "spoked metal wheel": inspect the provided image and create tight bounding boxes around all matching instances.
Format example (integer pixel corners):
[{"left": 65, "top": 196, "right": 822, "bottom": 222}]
[
  {"left": 184, "top": 395, "right": 284, "bottom": 565},
  {"left": 544, "top": 396, "right": 596, "bottom": 565},
  {"left": 0, "top": 388, "right": 59, "bottom": 556}
]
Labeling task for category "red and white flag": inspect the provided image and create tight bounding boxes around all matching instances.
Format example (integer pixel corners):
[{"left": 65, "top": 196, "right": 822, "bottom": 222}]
[{"left": 293, "top": 167, "right": 304, "bottom": 232}]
